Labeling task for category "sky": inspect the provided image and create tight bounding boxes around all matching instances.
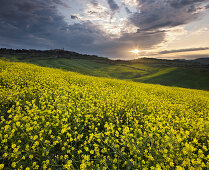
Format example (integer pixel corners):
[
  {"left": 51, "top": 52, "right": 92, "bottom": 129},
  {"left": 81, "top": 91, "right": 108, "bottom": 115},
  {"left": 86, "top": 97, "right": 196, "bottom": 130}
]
[{"left": 0, "top": 0, "right": 209, "bottom": 60}]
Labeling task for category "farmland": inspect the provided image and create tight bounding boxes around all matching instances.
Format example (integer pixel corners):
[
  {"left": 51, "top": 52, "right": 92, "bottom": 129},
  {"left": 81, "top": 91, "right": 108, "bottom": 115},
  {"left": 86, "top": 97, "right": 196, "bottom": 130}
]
[
  {"left": 0, "top": 60, "right": 209, "bottom": 169},
  {"left": 1, "top": 49, "right": 209, "bottom": 91}
]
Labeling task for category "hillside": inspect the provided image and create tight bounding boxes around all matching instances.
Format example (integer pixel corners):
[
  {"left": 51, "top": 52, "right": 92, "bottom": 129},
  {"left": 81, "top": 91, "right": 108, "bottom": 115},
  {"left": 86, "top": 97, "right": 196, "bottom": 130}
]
[
  {"left": 0, "top": 60, "right": 209, "bottom": 169},
  {"left": 192, "top": 58, "right": 209, "bottom": 65},
  {"left": 0, "top": 48, "right": 209, "bottom": 90}
]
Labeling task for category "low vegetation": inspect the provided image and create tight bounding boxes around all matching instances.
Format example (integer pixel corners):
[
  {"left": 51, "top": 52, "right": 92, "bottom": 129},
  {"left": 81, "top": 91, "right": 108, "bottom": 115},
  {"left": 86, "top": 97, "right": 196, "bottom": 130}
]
[
  {"left": 0, "top": 60, "right": 209, "bottom": 169},
  {"left": 1, "top": 48, "right": 209, "bottom": 91}
]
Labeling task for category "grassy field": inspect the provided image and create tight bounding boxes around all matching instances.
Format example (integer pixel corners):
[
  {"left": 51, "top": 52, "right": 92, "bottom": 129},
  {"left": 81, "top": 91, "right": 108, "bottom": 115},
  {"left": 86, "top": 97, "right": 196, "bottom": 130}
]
[
  {"left": 137, "top": 67, "right": 209, "bottom": 90},
  {"left": 0, "top": 60, "right": 209, "bottom": 169},
  {"left": 1, "top": 53, "right": 209, "bottom": 91}
]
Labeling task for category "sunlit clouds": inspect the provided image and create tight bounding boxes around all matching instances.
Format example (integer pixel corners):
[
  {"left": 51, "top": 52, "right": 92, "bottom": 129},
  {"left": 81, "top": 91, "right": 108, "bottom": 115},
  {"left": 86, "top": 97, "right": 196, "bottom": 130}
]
[{"left": 0, "top": 0, "right": 209, "bottom": 59}]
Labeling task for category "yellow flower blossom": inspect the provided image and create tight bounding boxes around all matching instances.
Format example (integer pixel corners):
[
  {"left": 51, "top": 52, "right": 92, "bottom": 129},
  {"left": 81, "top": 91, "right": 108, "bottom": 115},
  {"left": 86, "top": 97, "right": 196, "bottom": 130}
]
[
  {"left": 0, "top": 60, "right": 208, "bottom": 169},
  {"left": 0, "top": 164, "right": 4, "bottom": 170}
]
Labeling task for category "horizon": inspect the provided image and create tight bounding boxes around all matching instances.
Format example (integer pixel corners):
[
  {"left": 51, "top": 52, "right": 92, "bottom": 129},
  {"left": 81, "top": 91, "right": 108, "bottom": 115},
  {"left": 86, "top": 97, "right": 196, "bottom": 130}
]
[
  {"left": 0, "top": 0, "right": 209, "bottom": 60},
  {"left": 1, "top": 47, "right": 209, "bottom": 61}
]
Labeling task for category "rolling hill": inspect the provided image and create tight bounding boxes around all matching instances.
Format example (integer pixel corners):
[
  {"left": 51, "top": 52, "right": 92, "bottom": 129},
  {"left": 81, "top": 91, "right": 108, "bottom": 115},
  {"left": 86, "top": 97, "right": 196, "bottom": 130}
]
[
  {"left": 0, "top": 60, "right": 209, "bottom": 169},
  {"left": 0, "top": 48, "right": 209, "bottom": 90}
]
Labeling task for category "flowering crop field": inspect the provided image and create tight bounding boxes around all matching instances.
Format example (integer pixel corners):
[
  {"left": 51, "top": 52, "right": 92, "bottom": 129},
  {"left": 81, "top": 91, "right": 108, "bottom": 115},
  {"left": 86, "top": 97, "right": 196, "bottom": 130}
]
[{"left": 0, "top": 60, "right": 209, "bottom": 170}]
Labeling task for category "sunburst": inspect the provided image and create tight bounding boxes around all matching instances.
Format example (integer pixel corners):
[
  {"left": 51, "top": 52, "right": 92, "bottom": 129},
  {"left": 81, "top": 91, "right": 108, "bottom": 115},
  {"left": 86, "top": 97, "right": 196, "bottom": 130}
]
[{"left": 130, "top": 49, "right": 140, "bottom": 54}]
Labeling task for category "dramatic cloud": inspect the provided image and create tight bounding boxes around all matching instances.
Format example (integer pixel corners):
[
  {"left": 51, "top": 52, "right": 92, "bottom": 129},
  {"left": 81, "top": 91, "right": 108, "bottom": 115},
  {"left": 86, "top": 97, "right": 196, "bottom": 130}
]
[
  {"left": 71, "top": 15, "right": 79, "bottom": 20},
  {"left": 0, "top": 0, "right": 67, "bottom": 48},
  {"left": 159, "top": 47, "right": 209, "bottom": 54},
  {"left": 83, "top": 3, "right": 110, "bottom": 21},
  {"left": 90, "top": 0, "right": 99, "bottom": 7},
  {"left": 125, "top": 7, "right": 132, "bottom": 14},
  {"left": 129, "top": 0, "right": 208, "bottom": 31},
  {"left": 119, "top": 31, "right": 165, "bottom": 49},
  {"left": 0, "top": 0, "right": 209, "bottom": 59},
  {"left": 0, "top": 0, "right": 106, "bottom": 52},
  {"left": 169, "top": 0, "right": 207, "bottom": 8},
  {"left": 122, "top": 0, "right": 138, "bottom": 6},
  {"left": 107, "top": 0, "right": 119, "bottom": 12}
]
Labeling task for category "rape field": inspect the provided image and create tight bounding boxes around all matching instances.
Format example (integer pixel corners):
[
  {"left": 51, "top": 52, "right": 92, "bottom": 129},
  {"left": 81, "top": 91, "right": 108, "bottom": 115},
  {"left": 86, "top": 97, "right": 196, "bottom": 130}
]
[{"left": 0, "top": 60, "right": 209, "bottom": 169}]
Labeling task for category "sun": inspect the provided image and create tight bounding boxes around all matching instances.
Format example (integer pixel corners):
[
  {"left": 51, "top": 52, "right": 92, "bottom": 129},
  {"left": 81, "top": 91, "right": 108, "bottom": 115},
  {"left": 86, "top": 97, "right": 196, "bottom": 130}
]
[{"left": 130, "top": 49, "right": 140, "bottom": 54}]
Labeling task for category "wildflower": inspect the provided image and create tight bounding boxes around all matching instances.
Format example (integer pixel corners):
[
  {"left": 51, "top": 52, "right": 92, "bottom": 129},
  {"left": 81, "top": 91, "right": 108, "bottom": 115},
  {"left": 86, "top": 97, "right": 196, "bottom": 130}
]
[
  {"left": 64, "top": 160, "right": 72, "bottom": 169},
  {"left": 11, "top": 162, "right": 16, "bottom": 168},
  {"left": 29, "top": 154, "right": 33, "bottom": 160},
  {"left": 3, "top": 153, "right": 8, "bottom": 158},
  {"left": 0, "top": 164, "right": 4, "bottom": 170}
]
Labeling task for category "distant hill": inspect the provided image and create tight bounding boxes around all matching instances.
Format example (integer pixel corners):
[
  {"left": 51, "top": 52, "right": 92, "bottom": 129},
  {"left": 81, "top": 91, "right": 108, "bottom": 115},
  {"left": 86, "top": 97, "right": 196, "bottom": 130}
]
[
  {"left": 0, "top": 48, "right": 110, "bottom": 61},
  {"left": 192, "top": 57, "right": 209, "bottom": 65},
  {"left": 0, "top": 48, "right": 209, "bottom": 90}
]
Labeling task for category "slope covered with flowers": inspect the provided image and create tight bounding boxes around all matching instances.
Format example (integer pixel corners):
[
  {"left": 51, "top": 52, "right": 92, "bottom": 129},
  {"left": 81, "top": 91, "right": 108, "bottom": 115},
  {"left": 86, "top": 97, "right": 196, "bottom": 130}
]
[{"left": 0, "top": 60, "right": 209, "bottom": 169}]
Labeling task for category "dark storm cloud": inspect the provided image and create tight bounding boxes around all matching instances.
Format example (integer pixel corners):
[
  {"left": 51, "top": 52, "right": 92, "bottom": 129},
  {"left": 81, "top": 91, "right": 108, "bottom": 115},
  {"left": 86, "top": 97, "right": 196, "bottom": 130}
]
[
  {"left": 0, "top": 0, "right": 106, "bottom": 53},
  {"left": 168, "top": 0, "right": 206, "bottom": 8},
  {"left": 89, "top": 30, "right": 166, "bottom": 58},
  {"left": 159, "top": 47, "right": 209, "bottom": 54},
  {"left": 1, "top": 0, "right": 161, "bottom": 59},
  {"left": 61, "top": 22, "right": 107, "bottom": 50},
  {"left": 0, "top": 0, "right": 208, "bottom": 59},
  {"left": 0, "top": 0, "right": 67, "bottom": 49},
  {"left": 107, "top": 0, "right": 119, "bottom": 11},
  {"left": 90, "top": 0, "right": 98, "bottom": 6},
  {"left": 129, "top": 0, "right": 208, "bottom": 31},
  {"left": 71, "top": 15, "right": 79, "bottom": 19},
  {"left": 125, "top": 7, "right": 132, "bottom": 14}
]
